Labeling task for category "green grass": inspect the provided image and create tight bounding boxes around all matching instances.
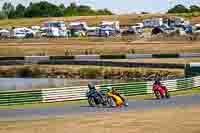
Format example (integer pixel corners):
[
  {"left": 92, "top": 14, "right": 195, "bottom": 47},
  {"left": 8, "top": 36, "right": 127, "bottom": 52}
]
[{"left": 0, "top": 87, "right": 199, "bottom": 110}]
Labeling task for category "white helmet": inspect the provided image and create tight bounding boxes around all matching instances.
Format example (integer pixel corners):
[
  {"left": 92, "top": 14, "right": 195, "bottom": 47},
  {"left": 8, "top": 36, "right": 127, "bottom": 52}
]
[{"left": 107, "top": 86, "right": 112, "bottom": 91}]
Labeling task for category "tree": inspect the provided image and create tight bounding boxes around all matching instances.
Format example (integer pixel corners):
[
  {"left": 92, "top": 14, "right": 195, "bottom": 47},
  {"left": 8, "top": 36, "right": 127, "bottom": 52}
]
[
  {"left": 2, "top": 2, "right": 15, "bottom": 18},
  {"left": 190, "top": 5, "right": 200, "bottom": 12},
  {"left": 64, "top": 3, "right": 78, "bottom": 16},
  {"left": 59, "top": 4, "right": 65, "bottom": 10},
  {"left": 24, "top": 1, "right": 64, "bottom": 17},
  {"left": 1, "top": 1, "right": 113, "bottom": 18},
  {"left": 77, "top": 5, "right": 95, "bottom": 16},
  {"left": 96, "top": 8, "right": 113, "bottom": 15},
  {"left": 0, "top": 11, "right": 7, "bottom": 19},
  {"left": 168, "top": 4, "right": 189, "bottom": 13},
  {"left": 15, "top": 4, "right": 26, "bottom": 18},
  {"left": 65, "top": 3, "right": 76, "bottom": 16}
]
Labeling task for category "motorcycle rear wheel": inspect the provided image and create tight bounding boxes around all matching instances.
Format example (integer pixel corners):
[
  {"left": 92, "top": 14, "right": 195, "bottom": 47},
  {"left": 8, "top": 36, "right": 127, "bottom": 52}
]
[
  {"left": 106, "top": 96, "right": 115, "bottom": 107},
  {"left": 154, "top": 91, "right": 161, "bottom": 99}
]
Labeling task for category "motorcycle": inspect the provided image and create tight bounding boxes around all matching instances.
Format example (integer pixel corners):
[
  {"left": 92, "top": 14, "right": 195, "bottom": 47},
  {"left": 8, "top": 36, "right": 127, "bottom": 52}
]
[
  {"left": 86, "top": 90, "right": 128, "bottom": 107},
  {"left": 152, "top": 84, "right": 170, "bottom": 99},
  {"left": 86, "top": 90, "right": 113, "bottom": 107}
]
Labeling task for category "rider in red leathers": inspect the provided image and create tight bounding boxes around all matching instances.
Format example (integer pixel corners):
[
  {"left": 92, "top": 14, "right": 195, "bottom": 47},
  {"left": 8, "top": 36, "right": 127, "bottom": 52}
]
[{"left": 153, "top": 79, "right": 169, "bottom": 99}]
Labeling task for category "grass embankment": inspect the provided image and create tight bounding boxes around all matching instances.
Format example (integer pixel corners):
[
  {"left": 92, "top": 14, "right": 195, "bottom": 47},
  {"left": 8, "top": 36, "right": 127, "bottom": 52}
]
[
  {"left": 0, "top": 65, "right": 183, "bottom": 79},
  {"left": 0, "top": 104, "right": 200, "bottom": 133},
  {"left": 0, "top": 87, "right": 199, "bottom": 110}
]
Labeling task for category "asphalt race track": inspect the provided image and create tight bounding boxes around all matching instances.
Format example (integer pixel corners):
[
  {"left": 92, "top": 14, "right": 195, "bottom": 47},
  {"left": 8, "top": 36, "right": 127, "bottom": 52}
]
[{"left": 0, "top": 94, "right": 200, "bottom": 121}]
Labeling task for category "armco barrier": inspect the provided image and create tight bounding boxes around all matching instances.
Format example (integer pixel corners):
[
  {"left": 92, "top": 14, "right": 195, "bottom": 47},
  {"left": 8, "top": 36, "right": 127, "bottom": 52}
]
[
  {"left": 41, "top": 86, "right": 88, "bottom": 102},
  {"left": 0, "top": 76, "right": 199, "bottom": 105},
  {"left": 1, "top": 53, "right": 200, "bottom": 63},
  {"left": 0, "top": 90, "right": 42, "bottom": 105}
]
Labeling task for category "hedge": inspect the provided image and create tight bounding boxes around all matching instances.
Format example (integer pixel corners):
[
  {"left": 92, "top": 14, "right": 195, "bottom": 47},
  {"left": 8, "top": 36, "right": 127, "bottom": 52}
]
[
  {"left": 0, "top": 57, "right": 25, "bottom": 60},
  {"left": 100, "top": 54, "right": 126, "bottom": 59},
  {"left": 50, "top": 56, "right": 74, "bottom": 60},
  {"left": 152, "top": 54, "right": 179, "bottom": 58}
]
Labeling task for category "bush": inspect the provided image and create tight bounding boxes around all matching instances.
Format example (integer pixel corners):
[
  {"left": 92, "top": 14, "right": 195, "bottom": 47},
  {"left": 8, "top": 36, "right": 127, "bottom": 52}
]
[
  {"left": 0, "top": 66, "right": 182, "bottom": 80},
  {"left": 50, "top": 56, "right": 74, "bottom": 60},
  {"left": 100, "top": 54, "right": 126, "bottom": 59},
  {"left": 31, "top": 66, "right": 44, "bottom": 78},
  {"left": 152, "top": 54, "right": 179, "bottom": 58},
  {"left": 79, "top": 68, "right": 102, "bottom": 79},
  {"left": 129, "top": 49, "right": 135, "bottom": 54},
  {"left": 16, "top": 66, "right": 43, "bottom": 78},
  {"left": 0, "top": 57, "right": 24, "bottom": 60},
  {"left": 17, "top": 66, "right": 32, "bottom": 77}
]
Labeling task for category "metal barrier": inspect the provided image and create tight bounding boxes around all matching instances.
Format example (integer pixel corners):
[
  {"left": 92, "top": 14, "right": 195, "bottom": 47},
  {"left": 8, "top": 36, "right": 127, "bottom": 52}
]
[
  {"left": 0, "top": 76, "right": 199, "bottom": 105},
  {"left": 0, "top": 90, "right": 42, "bottom": 105}
]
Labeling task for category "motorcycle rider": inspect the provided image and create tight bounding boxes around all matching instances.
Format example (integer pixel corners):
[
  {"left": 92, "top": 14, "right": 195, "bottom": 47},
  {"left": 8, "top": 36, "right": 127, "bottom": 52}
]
[
  {"left": 107, "top": 86, "right": 124, "bottom": 107},
  {"left": 111, "top": 87, "right": 125, "bottom": 102},
  {"left": 153, "top": 79, "right": 167, "bottom": 92},
  {"left": 87, "top": 83, "right": 103, "bottom": 99}
]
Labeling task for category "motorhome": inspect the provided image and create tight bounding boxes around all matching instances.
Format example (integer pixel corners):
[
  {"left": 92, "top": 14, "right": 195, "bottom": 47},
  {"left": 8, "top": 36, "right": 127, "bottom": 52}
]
[
  {"left": 43, "top": 21, "right": 67, "bottom": 30},
  {"left": 42, "top": 21, "right": 69, "bottom": 37},
  {"left": 143, "top": 18, "right": 163, "bottom": 28}
]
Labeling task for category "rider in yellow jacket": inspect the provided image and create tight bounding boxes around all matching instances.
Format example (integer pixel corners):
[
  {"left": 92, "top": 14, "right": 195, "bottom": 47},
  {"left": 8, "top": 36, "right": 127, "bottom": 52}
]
[{"left": 107, "top": 86, "right": 123, "bottom": 107}]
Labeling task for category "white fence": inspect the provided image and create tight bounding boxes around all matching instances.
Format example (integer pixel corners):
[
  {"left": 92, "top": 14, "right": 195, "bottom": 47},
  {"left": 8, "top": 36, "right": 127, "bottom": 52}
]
[{"left": 40, "top": 76, "right": 200, "bottom": 103}]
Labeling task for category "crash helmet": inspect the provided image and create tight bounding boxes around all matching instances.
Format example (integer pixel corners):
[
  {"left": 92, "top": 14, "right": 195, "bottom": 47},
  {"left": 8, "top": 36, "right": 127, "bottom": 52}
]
[
  {"left": 88, "top": 82, "right": 95, "bottom": 90},
  {"left": 107, "top": 86, "right": 112, "bottom": 91}
]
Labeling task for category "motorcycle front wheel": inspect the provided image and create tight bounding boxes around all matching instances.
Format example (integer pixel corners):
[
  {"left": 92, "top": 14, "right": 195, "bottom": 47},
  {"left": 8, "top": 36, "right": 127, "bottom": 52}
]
[
  {"left": 123, "top": 100, "right": 129, "bottom": 107},
  {"left": 165, "top": 92, "right": 170, "bottom": 99},
  {"left": 88, "top": 97, "right": 96, "bottom": 107}
]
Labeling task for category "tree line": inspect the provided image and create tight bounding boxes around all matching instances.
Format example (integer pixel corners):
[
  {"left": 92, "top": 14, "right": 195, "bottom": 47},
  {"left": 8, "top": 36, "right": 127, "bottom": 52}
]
[
  {"left": 0, "top": 1, "right": 113, "bottom": 19},
  {"left": 168, "top": 4, "right": 200, "bottom": 13}
]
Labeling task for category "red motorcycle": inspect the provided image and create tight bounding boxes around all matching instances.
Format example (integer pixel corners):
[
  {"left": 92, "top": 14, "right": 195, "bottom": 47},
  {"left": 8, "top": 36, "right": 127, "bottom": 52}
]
[{"left": 152, "top": 83, "right": 170, "bottom": 99}]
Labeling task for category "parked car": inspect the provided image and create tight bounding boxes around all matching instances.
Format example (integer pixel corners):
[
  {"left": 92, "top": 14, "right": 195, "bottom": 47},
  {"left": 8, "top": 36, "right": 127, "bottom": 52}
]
[
  {"left": 194, "top": 24, "right": 200, "bottom": 34},
  {"left": 69, "top": 22, "right": 89, "bottom": 37},
  {"left": 99, "top": 27, "right": 117, "bottom": 37},
  {"left": 100, "top": 21, "right": 120, "bottom": 32},
  {"left": 0, "top": 29, "right": 10, "bottom": 38},
  {"left": 11, "top": 27, "right": 35, "bottom": 38},
  {"left": 46, "top": 27, "right": 60, "bottom": 37},
  {"left": 126, "top": 23, "right": 144, "bottom": 34},
  {"left": 86, "top": 27, "right": 100, "bottom": 36}
]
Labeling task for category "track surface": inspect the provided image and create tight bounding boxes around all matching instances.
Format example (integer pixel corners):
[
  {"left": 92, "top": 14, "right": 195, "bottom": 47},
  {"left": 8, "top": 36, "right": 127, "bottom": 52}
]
[{"left": 0, "top": 94, "right": 200, "bottom": 121}]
